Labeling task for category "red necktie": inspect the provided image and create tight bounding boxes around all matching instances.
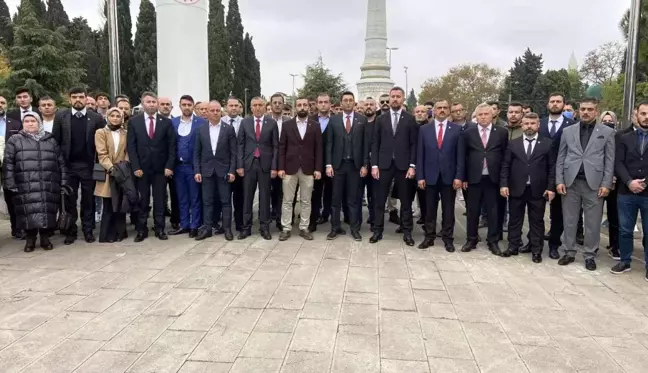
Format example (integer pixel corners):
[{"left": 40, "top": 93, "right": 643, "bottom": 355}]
[
  {"left": 148, "top": 116, "right": 155, "bottom": 139},
  {"left": 254, "top": 118, "right": 261, "bottom": 157},
  {"left": 437, "top": 122, "right": 444, "bottom": 148},
  {"left": 345, "top": 115, "right": 351, "bottom": 133}
]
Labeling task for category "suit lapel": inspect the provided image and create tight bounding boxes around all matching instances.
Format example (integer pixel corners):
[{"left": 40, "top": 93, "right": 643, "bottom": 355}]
[
  {"left": 485, "top": 126, "right": 496, "bottom": 150},
  {"left": 583, "top": 124, "right": 601, "bottom": 154},
  {"left": 394, "top": 112, "right": 404, "bottom": 137},
  {"left": 573, "top": 126, "right": 584, "bottom": 154}
]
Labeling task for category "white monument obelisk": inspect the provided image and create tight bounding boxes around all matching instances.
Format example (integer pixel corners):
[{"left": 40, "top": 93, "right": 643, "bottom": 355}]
[
  {"left": 357, "top": 0, "right": 394, "bottom": 100},
  {"left": 156, "top": 0, "right": 209, "bottom": 116}
]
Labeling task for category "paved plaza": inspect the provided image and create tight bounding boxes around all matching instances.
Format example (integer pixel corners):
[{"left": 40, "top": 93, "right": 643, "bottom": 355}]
[{"left": 0, "top": 204, "right": 647, "bottom": 373}]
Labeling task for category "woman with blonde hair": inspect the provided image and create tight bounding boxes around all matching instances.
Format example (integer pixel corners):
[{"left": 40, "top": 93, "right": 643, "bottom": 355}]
[
  {"left": 600, "top": 111, "right": 618, "bottom": 128},
  {"left": 95, "top": 107, "right": 129, "bottom": 242}
]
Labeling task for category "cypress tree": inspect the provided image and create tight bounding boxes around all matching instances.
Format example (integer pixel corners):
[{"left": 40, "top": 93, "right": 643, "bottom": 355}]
[
  {"left": 226, "top": 0, "right": 246, "bottom": 99},
  {"left": 132, "top": 0, "right": 157, "bottom": 95},
  {"left": 67, "top": 17, "right": 103, "bottom": 91},
  {"left": 208, "top": 0, "right": 231, "bottom": 101},
  {"left": 242, "top": 32, "right": 260, "bottom": 98},
  {"left": 0, "top": 0, "right": 13, "bottom": 47},
  {"left": 45, "top": 0, "right": 69, "bottom": 30},
  {"left": 7, "top": 0, "right": 84, "bottom": 102}
]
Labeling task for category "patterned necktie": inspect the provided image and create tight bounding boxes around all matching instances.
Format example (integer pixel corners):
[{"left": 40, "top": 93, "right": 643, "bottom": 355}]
[
  {"left": 640, "top": 132, "right": 646, "bottom": 155},
  {"left": 549, "top": 120, "right": 557, "bottom": 137},
  {"left": 345, "top": 115, "right": 351, "bottom": 134},
  {"left": 526, "top": 138, "right": 534, "bottom": 158},
  {"left": 75, "top": 111, "right": 83, "bottom": 119},
  {"left": 437, "top": 122, "right": 444, "bottom": 148},
  {"left": 148, "top": 116, "right": 155, "bottom": 139},
  {"left": 392, "top": 112, "right": 398, "bottom": 135},
  {"left": 254, "top": 118, "right": 261, "bottom": 157},
  {"left": 481, "top": 127, "right": 488, "bottom": 170}
]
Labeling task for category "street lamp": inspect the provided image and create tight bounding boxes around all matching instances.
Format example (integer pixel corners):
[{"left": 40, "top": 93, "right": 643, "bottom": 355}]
[
  {"left": 386, "top": 46, "right": 398, "bottom": 67},
  {"left": 289, "top": 73, "right": 298, "bottom": 105},
  {"left": 244, "top": 88, "right": 249, "bottom": 117},
  {"left": 404, "top": 66, "right": 409, "bottom": 95},
  {"left": 622, "top": 0, "right": 642, "bottom": 128}
]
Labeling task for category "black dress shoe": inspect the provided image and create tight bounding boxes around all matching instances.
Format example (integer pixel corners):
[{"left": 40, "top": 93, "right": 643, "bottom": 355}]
[
  {"left": 300, "top": 230, "right": 314, "bottom": 240},
  {"left": 532, "top": 253, "right": 542, "bottom": 263},
  {"left": 64, "top": 235, "right": 77, "bottom": 245},
  {"left": 585, "top": 258, "right": 597, "bottom": 271},
  {"left": 213, "top": 226, "right": 225, "bottom": 235},
  {"left": 369, "top": 232, "right": 383, "bottom": 243},
  {"left": 461, "top": 241, "right": 476, "bottom": 252},
  {"left": 155, "top": 231, "right": 168, "bottom": 240},
  {"left": 389, "top": 211, "right": 400, "bottom": 224},
  {"left": 418, "top": 238, "right": 434, "bottom": 250},
  {"left": 350, "top": 231, "right": 362, "bottom": 241},
  {"left": 24, "top": 237, "right": 36, "bottom": 253},
  {"left": 238, "top": 230, "right": 251, "bottom": 240},
  {"left": 171, "top": 222, "right": 180, "bottom": 230},
  {"left": 224, "top": 229, "right": 234, "bottom": 241},
  {"left": 279, "top": 231, "right": 291, "bottom": 241},
  {"left": 548, "top": 248, "right": 560, "bottom": 260},
  {"left": 40, "top": 235, "right": 53, "bottom": 250},
  {"left": 316, "top": 217, "right": 328, "bottom": 225},
  {"left": 543, "top": 234, "right": 550, "bottom": 241},
  {"left": 504, "top": 247, "right": 519, "bottom": 256},
  {"left": 189, "top": 229, "right": 198, "bottom": 238},
  {"left": 403, "top": 233, "right": 414, "bottom": 246},
  {"left": 134, "top": 231, "right": 147, "bottom": 242},
  {"left": 308, "top": 224, "right": 317, "bottom": 233},
  {"left": 395, "top": 226, "right": 403, "bottom": 234},
  {"left": 327, "top": 230, "right": 338, "bottom": 240},
  {"left": 165, "top": 208, "right": 172, "bottom": 217},
  {"left": 416, "top": 218, "right": 424, "bottom": 225},
  {"left": 260, "top": 230, "right": 272, "bottom": 240},
  {"left": 519, "top": 243, "right": 532, "bottom": 254},
  {"left": 445, "top": 243, "right": 456, "bottom": 253},
  {"left": 487, "top": 243, "right": 503, "bottom": 256},
  {"left": 169, "top": 227, "right": 189, "bottom": 235},
  {"left": 558, "top": 255, "right": 575, "bottom": 266},
  {"left": 195, "top": 229, "right": 212, "bottom": 241}
]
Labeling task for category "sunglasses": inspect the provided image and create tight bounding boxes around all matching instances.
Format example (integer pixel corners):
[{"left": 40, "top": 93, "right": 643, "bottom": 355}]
[{"left": 380, "top": 100, "right": 389, "bottom": 104}]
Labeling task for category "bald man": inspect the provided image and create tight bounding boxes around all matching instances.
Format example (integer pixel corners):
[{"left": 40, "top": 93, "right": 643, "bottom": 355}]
[{"left": 158, "top": 97, "right": 174, "bottom": 119}]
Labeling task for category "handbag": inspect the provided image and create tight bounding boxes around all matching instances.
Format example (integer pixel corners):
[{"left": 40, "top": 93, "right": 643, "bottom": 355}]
[
  {"left": 56, "top": 191, "right": 73, "bottom": 232},
  {"left": 93, "top": 163, "right": 107, "bottom": 182}
]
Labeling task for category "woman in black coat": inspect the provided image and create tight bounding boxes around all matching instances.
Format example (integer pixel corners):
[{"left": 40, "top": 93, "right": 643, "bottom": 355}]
[{"left": 3, "top": 111, "right": 68, "bottom": 252}]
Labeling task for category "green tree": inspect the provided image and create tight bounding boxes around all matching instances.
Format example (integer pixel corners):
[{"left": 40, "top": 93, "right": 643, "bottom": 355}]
[
  {"left": 419, "top": 63, "right": 502, "bottom": 114},
  {"left": 67, "top": 17, "right": 103, "bottom": 91},
  {"left": 297, "top": 56, "right": 346, "bottom": 102},
  {"left": 132, "top": 0, "right": 157, "bottom": 95},
  {"left": 207, "top": 0, "right": 231, "bottom": 101},
  {"left": 499, "top": 48, "right": 544, "bottom": 106},
  {"left": 531, "top": 69, "right": 572, "bottom": 116},
  {"left": 580, "top": 41, "right": 624, "bottom": 85},
  {"left": 226, "top": 0, "right": 246, "bottom": 99},
  {"left": 7, "top": 0, "right": 84, "bottom": 102},
  {"left": 14, "top": 0, "right": 45, "bottom": 23},
  {"left": 243, "top": 32, "right": 261, "bottom": 98},
  {"left": 0, "top": 0, "right": 13, "bottom": 47},
  {"left": 406, "top": 89, "right": 417, "bottom": 111},
  {"left": 45, "top": 0, "right": 69, "bottom": 30}
]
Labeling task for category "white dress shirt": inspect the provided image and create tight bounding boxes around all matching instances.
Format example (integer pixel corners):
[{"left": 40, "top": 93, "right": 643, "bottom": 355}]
[
  {"left": 479, "top": 124, "right": 492, "bottom": 175},
  {"left": 343, "top": 111, "right": 355, "bottom": 130},
  {"left": 297, "top": 117, "right": 308, "bottom": 139},
  {"left": 71, "top": 107, "right": 87, "bottom": 117},
  {"left": 223, "top": 115, "right": 242, "bottom": 135},
  {"left": 111, "top": 130, "right": 121, "bottom": 156},
  {"left": 390, "top": 109, "right": 402, "bottom": 130},
  {"left": 273, "top": 116, "right": 283, "bottom": 137},
  {"left": 20, "top": 106, "right": 34, "bottom": 120},
  {"left": 145, "top": 112, "right": 158, "bottom": 132},
  {"left": 435, "top": 119, "right": 448, "bottom": 139},
  {"left": 43, "top": 119, "right": 54, "bottom": 133},
  {"left": 209, "top": 122, "right": 221, "bottom": 155},
  {"left": 253, "top": 116, "right": 264, "bottom": 133},
  {"left": 178, "top": 115, "right": 193, "bottom": 137},
  {"left": 523, "top": 134, "right": 538, "bottom": 184},
  {"left": 548, "top": 115, "right": 564, "bottom": 133}
]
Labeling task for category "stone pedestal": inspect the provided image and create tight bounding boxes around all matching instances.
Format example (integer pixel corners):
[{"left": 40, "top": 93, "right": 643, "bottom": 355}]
[{"left": 356, "top": 0, "right": 394, "bottom": 100}]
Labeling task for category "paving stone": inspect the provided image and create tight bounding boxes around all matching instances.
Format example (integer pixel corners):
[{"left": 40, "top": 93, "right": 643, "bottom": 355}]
[
  {"left": 57, "top": 271, "right": 122, "bottom": 295},
  {"left": 281, "top": 351, "right": 332, "bottom": 373},
  {"left": 343, "top": 292, "right": 378, "bottom": 305},
  {"left": 268, "top": 284, "right": 310, "bottom": 310},
  {"left": 427, "top": 357, "right": 480, "bottom": 373},
  {"left": 420, "top": 318, "right": 473, "bottom": 360},
  {"left": 102, "top": 315, "right": 176, "bottom": 353},
  {"left": 380, "top": 331, "right": 427, "bottom": 361},
  {"left": 251, "top": 263, "right": 291, "bottom": 282},
  {"left": 345, "top": 266, "right": 378, "bottom": 293},
  {"left": 71, "top": 299, "right": 154, "bottom": 341},
  {"left": 0, "top": 329, "right": 26, "bottom": 350},
  {"left": 331, "top": 332, "right": 379, "bottom": 372},
  {"left": 123, "top": 282, "right": 175, "bottom": 301},
  {"left": 229, "top": 357, "right": 283, "bottom": 373},
  {"left": 176, "top": 266, "right": 226, "bottom": 289},
  {"left": 515, "top": 344, "right": 576, "bottom": 373},
  {"left": 230, "top": 280, "right": 280, "bottom": 309},
  {"left": 339, "top": 303, "right": 378, "bottom": 335},
  {"left": 594, "top": 336, "right": 648, "bottom": 373},
  {"left": 67, "top": 288, "right": 130, "bottom": 313},
  {"left": 462, "top": 321, "right": 530, "bottom": 373},
  {"left": 282, "top": 265, "right": 319, "bottom": 286},
  {"left": 254, "top": 309, "right": 300, "bottom": 333},
  {"left": 127, "top": 330, "right": 205, "bottom": 373},
  {"left": 143, "top": 288, "right": 203, "bottom": 317},
  {"left": 380, "top": 359, "right": 430, "bottom": 373},
  {"left": 170, "top": 292, "right": 235, "bottom": 331},
  {"left": 300, "top": 302, "right": 340, "bottom": 320},
  {"left": 239, "top": 331, "right": 292, "bottom": 359},
  {"left": 290, "top": 319, "right": 337, "bottom": 353},
  {"left": 417, "top": 301, "right": 457, "bottom": 320},
  {"left": 75, "top": 351, "right": 141, "bottom": 373},
  {"left": 21, "top": 338, "right": 103, "bottom": 373},
  {"left": 379, "top": 278, "right": 415, "bottom": 311},
  {"left": 148, "top": 254, "right": 210, "bottom": 283},
  {"left": 103, "top": 269, "right": 160, "bottom": 290},
  {"left": 208, "top": 270, "right": 254, "bottom": 293},
  {"left": 177, "top": 361, "right": 232, "bottom": 373},
  {"left": 0, "top": 294, "right": 86, "bottom": 331}
]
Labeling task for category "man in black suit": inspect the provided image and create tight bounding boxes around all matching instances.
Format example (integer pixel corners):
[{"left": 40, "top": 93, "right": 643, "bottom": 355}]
[
  {"left": 370, "top": 87, "right": 418, "bottom": 246},
  {"left": 326, "top": 91, "right": 368, "bottom": 241},
  {"left": 194, "top": 101, "right": 237, "bottom": 241},
  {"left": 268, "top": 93, "right": 293, "bottom": 229},
  {"left": 237, "top": 96, "right": 279, "bottom": 240},
  {"left": 6, "top": 87, "right": 41, "bottom": 122},
  {"left": 500, "top": 113, "right": 556, "bottom": 263},
  {"left": 310, "top": 93, "right": 334, "bottom": 231},
  {"left": 461, "top": 103, "right": 509, "bottom": 255},
  {"left": 538, "top": 92, "right": 578, "bottom": 259},
  {"left": 127, "top": 92, "right": 176, "bottom": 242},
  {"left": 222, "top": 97, "right": 245, "bottom": 232},
  {"left": 52, "top": 87, "right": 105, "bottom": 244},
  {"left": 0, "top": 95, "right": 24, "bottom": 239}
]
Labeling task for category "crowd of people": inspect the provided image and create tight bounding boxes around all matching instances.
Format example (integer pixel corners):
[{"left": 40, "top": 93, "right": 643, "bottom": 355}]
[{"left": 0, "top": 85, "right": 645, "bottom": 280}]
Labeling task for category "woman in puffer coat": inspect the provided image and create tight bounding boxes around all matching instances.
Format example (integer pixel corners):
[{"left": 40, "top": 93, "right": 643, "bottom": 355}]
[{"left": 3, "top": 111, "right": 68, "bottom": 252}]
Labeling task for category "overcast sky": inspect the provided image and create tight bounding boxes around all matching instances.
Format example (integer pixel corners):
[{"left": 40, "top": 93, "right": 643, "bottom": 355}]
[{"left": 7, "top": 0, "right": 628, "bottom": 98}]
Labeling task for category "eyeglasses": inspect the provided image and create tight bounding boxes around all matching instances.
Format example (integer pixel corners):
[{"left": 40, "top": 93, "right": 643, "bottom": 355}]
[{"left": 380, "top": 100, "right": 389, "bottom": 104}]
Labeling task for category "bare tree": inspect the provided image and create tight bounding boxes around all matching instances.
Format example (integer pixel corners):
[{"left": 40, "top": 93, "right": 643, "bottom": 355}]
[{"left": 579, "top": 41, "right": 625, "bottom": 85}]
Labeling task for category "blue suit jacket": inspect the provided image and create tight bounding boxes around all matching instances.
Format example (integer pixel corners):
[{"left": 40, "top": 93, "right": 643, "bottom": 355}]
[
  {"left": 172, "top": 115, "right": 207, "bottom": 166},
  {"left": 539, "top": 115, "right": 576, "bottom": 154},
  {"left": 416, "top": 121, "right": 465, "bottom": 185}
]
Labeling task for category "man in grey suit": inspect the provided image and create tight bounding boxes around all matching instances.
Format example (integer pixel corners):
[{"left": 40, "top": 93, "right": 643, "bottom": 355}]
[
  {"left": 237, "top": 97, "right": 279, "bottom": 240},
  {"left": 556, "top": 97, "right": 615, "bottom": 271}
]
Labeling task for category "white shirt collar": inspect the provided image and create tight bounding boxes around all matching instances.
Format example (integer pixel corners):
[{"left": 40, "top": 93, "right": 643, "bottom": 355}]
[
  {"left": 209, "top": 121, "right": 221, "bottom": 127},
  {"left": 342, "top": 111, "right": 355, "bottom": 121},
  {"left": 549, "top": 115, "right": 564, "bottom": 125},
  {"left": 72, "top": 107, "right": 87, "bottom": 116},
  {"left": 390, "top": 108, "right": 402, "bottom": 117},
  {"left": 254, "top": 116, "right": 264, "bottom": 122},
  {"left": 180, "top": 115, "right": 193, "bottom": 123},
  {"left": 524, "top": 134, "right": 538, "bottom": 141},
  {"left": 435, "top": 119, "right": 448, "bottom": 126},
  {"left": 296, "top": 116, "right": 308, "bottom": 125},
  {"left": 479, "top": 124, "right": 492, "bottom": 131},
  {"left": 145, "top": 112, "right": 157, "bottom": 121}
]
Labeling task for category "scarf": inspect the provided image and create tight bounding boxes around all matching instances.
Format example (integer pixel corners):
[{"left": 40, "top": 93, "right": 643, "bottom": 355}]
[{"left": 22, "top": 112, "right": 46, "bottom": 141}]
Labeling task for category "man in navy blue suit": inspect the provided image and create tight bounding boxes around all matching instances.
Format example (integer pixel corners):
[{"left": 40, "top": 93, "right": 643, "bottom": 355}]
[
  {"left": 416, "top": 100, "right": 465, "bottom": 252},
  {"left": 169, "top": 95, "right": 207, "bottom": 238},
  {"left": 538, "top": 92, "right": 578, "bottom": 259}
]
